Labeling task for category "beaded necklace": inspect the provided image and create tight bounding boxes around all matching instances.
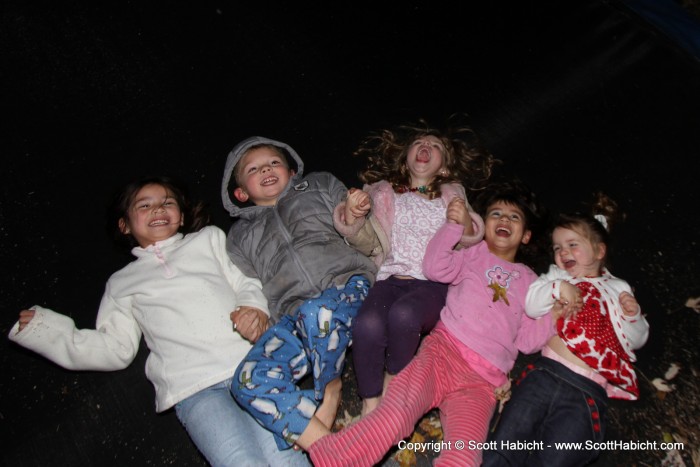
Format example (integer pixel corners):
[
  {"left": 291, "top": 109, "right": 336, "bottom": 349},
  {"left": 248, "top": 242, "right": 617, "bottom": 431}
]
[{"left": 396, "top": 185, "right": 429, "bottom": 194}]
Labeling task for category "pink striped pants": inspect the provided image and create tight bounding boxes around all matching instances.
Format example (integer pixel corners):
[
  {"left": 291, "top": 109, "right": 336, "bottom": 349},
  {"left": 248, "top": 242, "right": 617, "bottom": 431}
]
[{"left": 308, "top": 332, "right": 496, "bottom": 466}]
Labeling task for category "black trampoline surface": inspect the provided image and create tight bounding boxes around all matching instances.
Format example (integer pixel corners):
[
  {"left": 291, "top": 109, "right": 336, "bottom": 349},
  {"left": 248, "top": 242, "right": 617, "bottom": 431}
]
[{"left": 2, "top": 1, "right": 700, "bottom": 466}]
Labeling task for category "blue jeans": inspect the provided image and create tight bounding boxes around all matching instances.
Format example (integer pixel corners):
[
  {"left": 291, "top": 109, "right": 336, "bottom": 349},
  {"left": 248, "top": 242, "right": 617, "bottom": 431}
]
[
  {"left": 233, "top": 275, "right": 369, "bottom": 449},
  {"left": 482, "top": 357, "right": 608, "bottom": 467},
  {"left": 175, "top": 378, "right": 311, "bottom": 467}
]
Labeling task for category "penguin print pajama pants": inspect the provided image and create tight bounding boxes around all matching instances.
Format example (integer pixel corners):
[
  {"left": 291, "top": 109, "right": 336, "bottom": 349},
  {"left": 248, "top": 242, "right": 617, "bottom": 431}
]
[{"left": 232, "top": 275, "right": 369, "bottom": 449}]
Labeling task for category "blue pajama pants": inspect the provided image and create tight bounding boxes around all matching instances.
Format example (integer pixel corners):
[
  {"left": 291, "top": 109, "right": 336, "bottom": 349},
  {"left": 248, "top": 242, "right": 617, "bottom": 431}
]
[{"left": 232, "top": 275, "right": 369, "bottom": 450}]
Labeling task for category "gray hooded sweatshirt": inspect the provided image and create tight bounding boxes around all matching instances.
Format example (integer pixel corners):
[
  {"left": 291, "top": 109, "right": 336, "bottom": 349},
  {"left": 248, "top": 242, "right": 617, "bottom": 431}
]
[{"left": 221, "top": 136, "right": 377, "bottom": 322}]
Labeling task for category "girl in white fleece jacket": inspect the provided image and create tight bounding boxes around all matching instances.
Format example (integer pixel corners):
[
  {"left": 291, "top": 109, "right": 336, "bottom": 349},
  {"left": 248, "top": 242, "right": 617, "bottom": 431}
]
[{"left": 8, "top": 175, "right": 309, "bottom": 467}]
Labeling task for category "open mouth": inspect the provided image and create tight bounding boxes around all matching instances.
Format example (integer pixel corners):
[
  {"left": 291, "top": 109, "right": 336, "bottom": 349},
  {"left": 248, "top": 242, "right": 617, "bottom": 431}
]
[
  {"left": 563, "top": 259, "right": 576, "bottom": 269},
  {"left": 496, "top": 226, "right": 511, "bottom": 237},
  {"left": 261, "top": 176, "right": 278, "bottom": 186},
  {"left": 416, "top": 147, "right": 431, "bottom": 163},
  {"left": 149, "top": 219, "right": 169, "bottom": 227}
]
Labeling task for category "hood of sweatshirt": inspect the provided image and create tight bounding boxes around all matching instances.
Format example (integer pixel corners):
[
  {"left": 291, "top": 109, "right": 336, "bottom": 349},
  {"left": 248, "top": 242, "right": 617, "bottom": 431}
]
[{"left": 220, "top": 136, "right": 305, "bottom": 219}]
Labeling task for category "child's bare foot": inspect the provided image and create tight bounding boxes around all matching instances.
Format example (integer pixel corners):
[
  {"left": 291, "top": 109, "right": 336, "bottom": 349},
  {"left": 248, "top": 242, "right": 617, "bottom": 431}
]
[
  {"left": 295, "top": 416, "right": 332, "bottom": 451},
  {"left": 315, "top": 377, "right": 342, "bottom": 430},
  {"left": 359, "top": 372, "right": 395, "bottom": 417},
  {"left": 360, "top": 396, "right": 381, "bottom": 417}
]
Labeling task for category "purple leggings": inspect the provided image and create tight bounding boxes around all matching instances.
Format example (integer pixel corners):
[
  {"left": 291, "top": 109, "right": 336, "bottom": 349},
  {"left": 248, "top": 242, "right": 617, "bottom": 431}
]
[{"left": 352, "top": 276, "right": 447, "bottom": 398}]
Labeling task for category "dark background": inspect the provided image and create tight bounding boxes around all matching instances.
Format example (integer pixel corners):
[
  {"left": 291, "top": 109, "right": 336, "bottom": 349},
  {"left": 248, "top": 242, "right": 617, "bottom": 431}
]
[{"left": 2, "top": 1, "right": 699, "bottom": 465}]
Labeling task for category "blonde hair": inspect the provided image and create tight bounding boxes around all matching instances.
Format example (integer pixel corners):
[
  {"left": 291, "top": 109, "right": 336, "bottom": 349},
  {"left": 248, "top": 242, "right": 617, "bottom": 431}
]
[{"left": 233, "top": 144, "right": 290, "bottom": 186}]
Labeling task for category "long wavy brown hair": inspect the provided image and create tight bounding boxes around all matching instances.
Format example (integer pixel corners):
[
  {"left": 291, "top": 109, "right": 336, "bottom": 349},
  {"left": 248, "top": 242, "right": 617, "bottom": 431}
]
[{"left": 354, "top": 116, "right": 499, "bottom": 199}]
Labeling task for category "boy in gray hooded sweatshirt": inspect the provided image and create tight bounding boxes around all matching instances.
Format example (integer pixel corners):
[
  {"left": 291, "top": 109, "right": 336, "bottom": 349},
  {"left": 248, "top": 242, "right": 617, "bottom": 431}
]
[{"left": 221, "top": 136, "right": 376, "bottom": 452}]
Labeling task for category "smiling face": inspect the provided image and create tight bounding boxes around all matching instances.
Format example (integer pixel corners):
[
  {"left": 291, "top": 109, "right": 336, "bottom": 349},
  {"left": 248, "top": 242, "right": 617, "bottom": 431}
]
[
  {"left": 405, "top": 135, "right": 446, "bottom": 187},
  {"left": 234, "top": 146, "right": 295, "bottom": 206},
  {"left": 483, "top": 201, "right": 532, "bottom": 262},
  {"left": 552, "top": 226, "right": 605, "bottom": 278},
  {"left": 119, "top": 183, "right": 184, "bottom": 248}
]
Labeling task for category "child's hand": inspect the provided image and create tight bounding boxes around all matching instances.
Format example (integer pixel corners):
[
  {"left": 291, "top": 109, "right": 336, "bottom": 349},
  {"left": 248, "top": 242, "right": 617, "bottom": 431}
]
[
  {"left": 553, "top": 282, "right": 583, "bottom": 319},
  {"left": 494, "top": 379, "right": 512, "bottom": 413},
  {"left": 231, "top": 307, "right": 270, "bottom": 343},
  {"left": 446, "top": 198, "right": 469, "bottom": 225},
  {"left": 344, "top": 188, "right": 371, "bottom": 225},
  {"left": 619, "top": 291, "right": 640, "bottom": 316},
  {"left": 17, "top": 309, "right": 36, "bottom": 333}
]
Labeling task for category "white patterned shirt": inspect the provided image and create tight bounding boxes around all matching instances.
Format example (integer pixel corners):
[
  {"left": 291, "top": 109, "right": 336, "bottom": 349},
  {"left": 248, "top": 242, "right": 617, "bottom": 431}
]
[{"left": 377, "top": 193, "right": 446, "bottom": 280}]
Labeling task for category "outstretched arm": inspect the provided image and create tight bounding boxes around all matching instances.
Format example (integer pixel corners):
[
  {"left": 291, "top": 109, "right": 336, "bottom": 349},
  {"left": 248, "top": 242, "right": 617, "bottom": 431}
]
[
  {"left": 17, "top": 309, "right": 35, "bottom": 333},
  {"left": 9, "top": 295, "right": 142, "bottom": 372}
]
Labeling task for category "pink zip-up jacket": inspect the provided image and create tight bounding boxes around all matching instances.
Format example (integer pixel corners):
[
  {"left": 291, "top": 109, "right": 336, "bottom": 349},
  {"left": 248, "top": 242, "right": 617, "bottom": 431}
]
[
  {"left": 423, "top": 223, "right": 555, "bottom": 379},
  {"left": 333, "top": 180, "right": 484, "bottom": 267}
]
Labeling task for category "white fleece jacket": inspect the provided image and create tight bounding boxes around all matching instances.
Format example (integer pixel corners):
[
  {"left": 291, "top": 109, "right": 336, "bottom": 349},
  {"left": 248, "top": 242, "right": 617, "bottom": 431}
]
[
  {"left": 8, "top": 226, "right": 268, "bottom": 412},
  {"left": 526, "top": 264, "right": 649, "bottom": 360}
]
